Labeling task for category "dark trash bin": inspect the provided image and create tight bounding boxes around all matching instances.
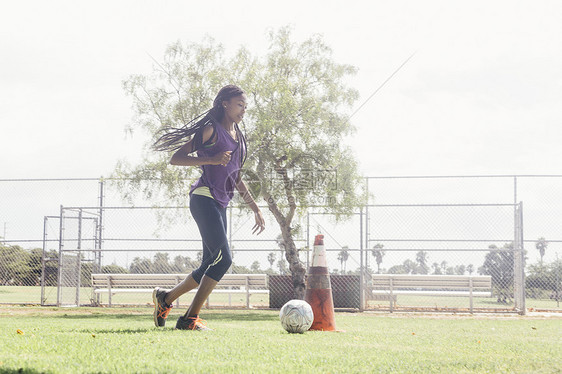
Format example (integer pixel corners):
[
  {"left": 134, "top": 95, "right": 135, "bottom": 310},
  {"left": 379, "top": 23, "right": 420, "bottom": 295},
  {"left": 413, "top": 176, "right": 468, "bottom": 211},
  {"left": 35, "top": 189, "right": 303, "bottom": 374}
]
[
  {"left": 268, "top": 274, "right": 360, "bottom": 309},
  {"left": 331, "top": 275, "right": 360, "bottom": 309},
  {"left": 268, "top": 275, "right": 294, "bottom": 308}
]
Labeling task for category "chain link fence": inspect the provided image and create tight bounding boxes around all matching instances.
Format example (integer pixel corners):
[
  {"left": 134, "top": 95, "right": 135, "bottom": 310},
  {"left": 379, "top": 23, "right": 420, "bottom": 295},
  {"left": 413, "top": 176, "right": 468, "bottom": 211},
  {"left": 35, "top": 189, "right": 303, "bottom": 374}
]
[{"left": 1, "top": 176, "right": 561, "bottom": 313}]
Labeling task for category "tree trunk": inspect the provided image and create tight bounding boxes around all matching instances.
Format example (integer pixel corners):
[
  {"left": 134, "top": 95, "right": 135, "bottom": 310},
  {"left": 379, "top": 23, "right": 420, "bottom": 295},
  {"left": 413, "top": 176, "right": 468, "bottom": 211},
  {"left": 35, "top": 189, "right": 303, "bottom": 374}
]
[
  {"left": 280, "top": 221, "right": 306, "bottom": 299},
  {"left": 262, "top": 190, "right": 306, "bottom": 299}
]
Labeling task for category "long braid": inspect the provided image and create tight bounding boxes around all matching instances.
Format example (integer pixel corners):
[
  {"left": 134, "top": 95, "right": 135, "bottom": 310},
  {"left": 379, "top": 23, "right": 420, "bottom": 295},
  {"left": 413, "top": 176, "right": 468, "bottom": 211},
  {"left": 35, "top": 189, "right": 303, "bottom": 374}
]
[
  {"left": 152, "top": 110, "right": 212, "bottom": 152},
  {"left": 152, "top": 85, "right": 246, "bottom": 153},
  {"left": 235, "top": 122, "right": 248, "bottom": 168}
]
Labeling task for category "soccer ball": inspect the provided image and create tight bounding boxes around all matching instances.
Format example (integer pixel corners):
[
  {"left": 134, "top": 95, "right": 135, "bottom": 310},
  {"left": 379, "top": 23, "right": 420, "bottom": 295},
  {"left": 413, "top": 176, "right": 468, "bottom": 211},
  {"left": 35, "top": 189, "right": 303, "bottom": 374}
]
[{"left": 279, "top": 299, "right": 314, "bottom": 334}]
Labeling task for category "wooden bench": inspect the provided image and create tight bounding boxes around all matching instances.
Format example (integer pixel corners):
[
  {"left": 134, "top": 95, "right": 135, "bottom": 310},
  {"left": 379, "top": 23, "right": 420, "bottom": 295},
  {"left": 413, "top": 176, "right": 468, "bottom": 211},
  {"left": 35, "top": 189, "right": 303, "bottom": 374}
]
[
  {"left": 371, "top": 274, "right": 492, "bottom": 313},
  {"left": 91, "top": 273, "right": 269, "bottom": 308}
]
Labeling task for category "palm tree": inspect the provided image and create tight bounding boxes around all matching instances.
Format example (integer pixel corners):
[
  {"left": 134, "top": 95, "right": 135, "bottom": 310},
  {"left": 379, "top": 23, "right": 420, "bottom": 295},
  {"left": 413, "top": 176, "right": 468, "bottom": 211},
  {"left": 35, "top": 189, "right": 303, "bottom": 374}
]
[
  {"left": 337, "top": 246, "right": 350, "bottom": 273},
  {"left": 371, "top": 243, "right": 385, "bottom": 274},
  {"left": 536, "top": 237, "right": 548, "bottom": 266},
  {"left": 267, "top": 252, "right": 276, "bottom": 269},
  {"left": 415, "top": 251, "right": 429, "bottom": 274},
  {"left": 432, "top": 262, "right": 442, "bottom": 275}
]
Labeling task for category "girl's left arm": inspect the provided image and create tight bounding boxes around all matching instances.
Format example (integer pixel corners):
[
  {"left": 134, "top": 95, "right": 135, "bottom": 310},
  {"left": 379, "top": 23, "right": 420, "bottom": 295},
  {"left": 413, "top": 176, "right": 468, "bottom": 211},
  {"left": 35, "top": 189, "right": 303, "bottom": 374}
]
[{"left": 235, "top": 178, "right": 266, "bottom": 235}]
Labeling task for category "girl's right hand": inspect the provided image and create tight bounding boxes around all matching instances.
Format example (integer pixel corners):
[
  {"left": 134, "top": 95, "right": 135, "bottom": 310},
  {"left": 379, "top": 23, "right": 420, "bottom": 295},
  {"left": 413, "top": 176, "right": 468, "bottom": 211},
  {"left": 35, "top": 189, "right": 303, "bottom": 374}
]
[{"left": 211, "top": 151, "right": 232, "bottom": 166}]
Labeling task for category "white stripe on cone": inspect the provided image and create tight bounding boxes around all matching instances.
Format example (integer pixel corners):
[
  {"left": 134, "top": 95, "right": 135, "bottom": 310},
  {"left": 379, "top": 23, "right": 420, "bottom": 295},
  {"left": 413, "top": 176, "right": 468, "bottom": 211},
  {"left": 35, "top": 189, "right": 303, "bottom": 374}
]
[{"left": 311, "top": 243, "right": 327, "bottom": 267}]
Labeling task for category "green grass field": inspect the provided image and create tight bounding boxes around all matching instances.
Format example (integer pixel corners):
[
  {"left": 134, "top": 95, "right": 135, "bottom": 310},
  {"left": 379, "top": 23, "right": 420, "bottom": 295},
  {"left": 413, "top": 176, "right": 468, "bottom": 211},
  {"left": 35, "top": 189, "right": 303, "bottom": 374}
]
[{"left": 1, "top": 307, "right": 560, "bottom": 373}]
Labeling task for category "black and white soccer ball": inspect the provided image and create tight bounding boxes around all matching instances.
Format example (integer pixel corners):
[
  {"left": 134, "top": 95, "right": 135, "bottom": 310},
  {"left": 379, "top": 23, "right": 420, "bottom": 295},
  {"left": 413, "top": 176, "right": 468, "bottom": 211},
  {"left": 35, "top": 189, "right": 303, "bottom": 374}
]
[{"left": 279, "top": 299, "right": 314, "bottom": 334}]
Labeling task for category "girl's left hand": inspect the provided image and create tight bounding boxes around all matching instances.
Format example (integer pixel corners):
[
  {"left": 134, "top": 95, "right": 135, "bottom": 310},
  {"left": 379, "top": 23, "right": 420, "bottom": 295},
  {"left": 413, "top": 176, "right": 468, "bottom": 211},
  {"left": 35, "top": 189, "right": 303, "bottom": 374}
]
[{"left": 252, "top": 210, "right": 265, "bottom": 235}]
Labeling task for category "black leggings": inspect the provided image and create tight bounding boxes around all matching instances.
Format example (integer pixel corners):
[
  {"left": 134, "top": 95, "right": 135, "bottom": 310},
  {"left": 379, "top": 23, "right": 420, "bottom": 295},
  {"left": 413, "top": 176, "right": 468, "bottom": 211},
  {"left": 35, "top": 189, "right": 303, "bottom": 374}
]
[{"left": 189, "top": 194, "right": 232, "bottom": 283}]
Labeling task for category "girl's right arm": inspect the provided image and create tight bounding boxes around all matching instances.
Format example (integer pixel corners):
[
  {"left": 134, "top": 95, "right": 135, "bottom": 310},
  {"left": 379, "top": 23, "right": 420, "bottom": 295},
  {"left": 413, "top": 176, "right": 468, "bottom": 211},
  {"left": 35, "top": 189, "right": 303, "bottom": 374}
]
[{"left": 170, "top": 126, "right": 231, "bottom": 167}]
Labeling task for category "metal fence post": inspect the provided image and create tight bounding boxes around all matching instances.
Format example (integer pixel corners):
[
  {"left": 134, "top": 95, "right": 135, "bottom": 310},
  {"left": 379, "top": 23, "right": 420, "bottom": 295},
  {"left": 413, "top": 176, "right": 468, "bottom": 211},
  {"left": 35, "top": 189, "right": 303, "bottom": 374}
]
[
  {"left": 93, "top": 217, "right": 100, "bottom": 305},
  {"left": 519, "top": 201, "right": 526, "bottom": 314},
  {"left": 41, "top": 216, "right": 48, "bottom": 306},
  {"left": 75, "top": 208, "right": 82, "bottom": 306},
  {"left": 56, "top": 205, "right": 64, "bottom": 307},
  {"left": 94, "top": 177, "right": 104, "bottom": 305},
  {"left": 96, "top": 177, "right": 104, "bottom": 273},
  {"left": 365, "top": 177, "right": 370, "bottom": 272},
  {"left": 359, "top": 206, "right": 364, "bottom": 311},
  {"left": 228, "top": 205, "right": 233, "bottom": 306},
  {"left": 389, "top": 277, "right": 394, "bottom": 313},
  {"left": 229, "top": 205, "right": 233, "bottom": 261},
  {"left": 514, "top": 202, "right": 526, "bottom": 315},
  {"left": 469, "top": 276, "right": 474, "bottom": 313}
]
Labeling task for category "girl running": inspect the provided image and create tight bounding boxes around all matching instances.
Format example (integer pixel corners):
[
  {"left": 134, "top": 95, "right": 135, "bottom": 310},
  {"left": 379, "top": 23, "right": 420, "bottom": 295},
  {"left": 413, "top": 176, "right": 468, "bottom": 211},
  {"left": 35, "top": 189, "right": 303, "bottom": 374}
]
[{"left": 151, "top": 85, "right": 265, "bottom": 330}]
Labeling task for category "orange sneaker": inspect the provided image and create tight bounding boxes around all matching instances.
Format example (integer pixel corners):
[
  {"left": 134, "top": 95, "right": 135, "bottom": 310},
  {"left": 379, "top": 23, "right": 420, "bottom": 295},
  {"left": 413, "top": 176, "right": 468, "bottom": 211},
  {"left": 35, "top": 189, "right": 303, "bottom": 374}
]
[
  {"left": 175, "top": 315, "right": 212, "bottom": 331},
  {"left": 152, "top": 287, "right": 172, "bottom": 327}
]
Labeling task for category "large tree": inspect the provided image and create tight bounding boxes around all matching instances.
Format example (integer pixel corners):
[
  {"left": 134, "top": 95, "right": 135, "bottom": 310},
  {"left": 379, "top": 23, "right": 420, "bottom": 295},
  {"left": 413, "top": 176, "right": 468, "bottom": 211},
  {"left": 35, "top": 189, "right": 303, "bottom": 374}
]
[
  {"left": 478, "top": 243, "right": 527, "bottom": 304},
  {"left": 115, "top": 27, "right": 366, "bottom": 298}
]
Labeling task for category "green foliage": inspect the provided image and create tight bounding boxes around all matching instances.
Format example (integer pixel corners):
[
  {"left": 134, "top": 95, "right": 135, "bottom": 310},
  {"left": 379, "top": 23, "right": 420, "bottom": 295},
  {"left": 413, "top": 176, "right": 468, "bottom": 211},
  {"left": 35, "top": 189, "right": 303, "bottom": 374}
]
[
  {"left": 115, "top": 27, "right": 365, "bottom": 211},
  {"left": 432, "top": 262, "right": 442, "bottom": 275},
  {"left": 414, "top": 251, "right": 429, "bottom": 274},
  {"left": 124, "top": 253, "right": 282, "bottom": 275},
  {"left": 244, "top": 28, "right": 365, "bottom": 219},
  {"left": 102, "top": 264, "right": 128, "bottom": 274},
  {"left": 386, "top": 252, "right": 430, "bottom": 275},
  {"left": 129, "top": 253, "right": 199, "bottom": 274},
  {"left": 250, "top": 260, "right": 261, "bottom": 273},
  {"left": 455, "top": 265, "right": 466, "bottom": 275},
  {"left": 231, "top": 263, "right": 252, "bottom": 274},
  {"left": 526, "top": 259, "right": 562, "bottom": 300},
  {"left": 478, "top": 243, "right": 527, "bottom": 304},
  {"left": 0, "top": 244, "right": 51, "bottom": 286},
  {"left": 387, "top": 264, "right": 407, "bottom": 274}
]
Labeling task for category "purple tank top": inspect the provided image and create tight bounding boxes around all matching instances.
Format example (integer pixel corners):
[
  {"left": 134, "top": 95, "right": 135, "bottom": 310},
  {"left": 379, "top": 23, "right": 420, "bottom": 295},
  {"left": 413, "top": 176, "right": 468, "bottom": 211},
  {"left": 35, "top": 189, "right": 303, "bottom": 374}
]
[{"left": 189, "top": 121, "right": 245, "bottom": 208}]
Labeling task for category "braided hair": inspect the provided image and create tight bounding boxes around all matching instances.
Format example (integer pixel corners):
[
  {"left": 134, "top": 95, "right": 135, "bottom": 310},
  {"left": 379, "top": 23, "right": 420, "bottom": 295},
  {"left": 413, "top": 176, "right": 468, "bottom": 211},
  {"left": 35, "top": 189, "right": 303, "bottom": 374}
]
[{"left": 153, "top": 85, "right": 248, "bottom": 168}]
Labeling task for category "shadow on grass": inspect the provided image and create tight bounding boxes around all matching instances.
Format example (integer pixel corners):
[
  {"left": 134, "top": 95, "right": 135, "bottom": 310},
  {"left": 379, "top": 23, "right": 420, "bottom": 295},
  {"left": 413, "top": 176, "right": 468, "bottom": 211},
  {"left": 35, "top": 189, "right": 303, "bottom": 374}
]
[
  {"left": 0, "top": 368, "right": 51, "bottom": 374},
  {"left": 55, "top": 313, "right": 149, "bottom": 320},
  {"left": 55, "top": 310, "right": 278, "bottom": 322},
  {"left": 205, "top": 312, "right": 278, "bottom": 322},
  {"left": 71, "top": 312, "right": 277, "bottom": 334},
  {"left": 78, "top": 327, "right": 170, "bottom": 334}
]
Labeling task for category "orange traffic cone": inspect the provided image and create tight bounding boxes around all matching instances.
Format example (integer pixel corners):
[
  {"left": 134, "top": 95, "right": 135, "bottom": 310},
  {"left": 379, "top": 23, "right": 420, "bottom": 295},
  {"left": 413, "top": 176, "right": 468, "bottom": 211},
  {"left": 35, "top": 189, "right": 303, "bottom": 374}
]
[{"left": 305, "top": 234, "right": 337, "bottom": 331}]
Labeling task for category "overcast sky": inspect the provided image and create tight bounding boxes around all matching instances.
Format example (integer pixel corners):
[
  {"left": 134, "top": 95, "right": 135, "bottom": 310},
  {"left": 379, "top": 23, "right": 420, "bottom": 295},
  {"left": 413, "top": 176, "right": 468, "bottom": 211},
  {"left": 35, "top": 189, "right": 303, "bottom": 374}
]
[{"left": 1, "top": 0, "right": 561, "bottom": 179}]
